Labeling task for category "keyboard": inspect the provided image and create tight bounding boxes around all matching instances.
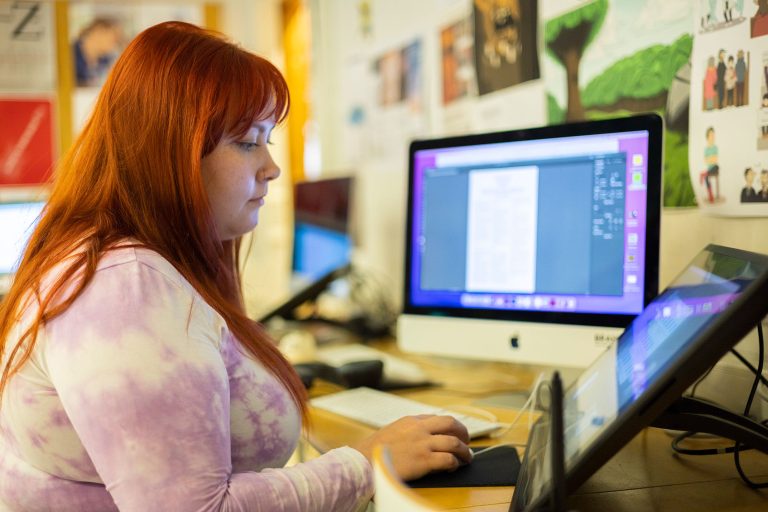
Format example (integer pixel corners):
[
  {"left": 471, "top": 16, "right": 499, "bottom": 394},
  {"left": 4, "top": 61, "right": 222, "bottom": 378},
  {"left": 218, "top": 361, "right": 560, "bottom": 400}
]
[
  {"left": 310, "top": 387, "right": 503, "bottom": 439},
  {"left": 316, "top": 344, "right": 431, "bottom": 386}
]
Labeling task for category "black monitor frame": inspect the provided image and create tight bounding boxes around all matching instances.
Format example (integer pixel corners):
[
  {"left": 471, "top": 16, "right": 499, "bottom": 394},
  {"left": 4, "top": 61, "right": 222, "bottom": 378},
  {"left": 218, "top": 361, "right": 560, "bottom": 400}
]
[
  {"left": 512, "top": 244, "right": 768, "bottom": 511},
  {"left": 403, "top": 113, "right": 663, "bottom": 329}
]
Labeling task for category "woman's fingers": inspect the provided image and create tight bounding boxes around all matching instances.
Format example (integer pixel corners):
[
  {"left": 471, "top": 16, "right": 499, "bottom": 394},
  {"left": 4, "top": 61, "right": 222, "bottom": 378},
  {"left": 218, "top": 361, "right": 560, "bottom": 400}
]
[
  {"left": 429, "top": 434, "right": 473, "bottom": 465},
  {"left": 421, "top": 415, "right": 471, "bottom": 443}
]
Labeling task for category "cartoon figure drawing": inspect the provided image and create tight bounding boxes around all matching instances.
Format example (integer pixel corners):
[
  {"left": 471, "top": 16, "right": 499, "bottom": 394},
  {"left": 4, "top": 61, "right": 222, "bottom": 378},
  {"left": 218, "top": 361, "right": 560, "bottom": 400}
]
[
  {"left": 702, "top": 127, "right": 720, "bottom": 203},
  {"left": 740, "top": 167, "right": 758, "bottom": 202},
  {"left": 735, "top": 50, "right": 747, "bottom": 106},
  {"left": 762, "top": 93, "right": 768, "bottom": 138},
  {"left": 759, "top": 169, "right": 768, "bottom": 201},
  {"left": 716, "top": 50, "right": 727, "bottom": 109},
  {"left": 725, "top": 55, "right": 737, "bottom": 106},
  {"left": 704, "top": 56, "right": 717, "bottom": 110}
]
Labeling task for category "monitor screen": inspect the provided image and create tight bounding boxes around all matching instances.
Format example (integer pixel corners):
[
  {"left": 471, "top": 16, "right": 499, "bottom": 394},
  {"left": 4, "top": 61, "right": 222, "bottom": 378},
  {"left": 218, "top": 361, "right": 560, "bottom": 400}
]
[
  {"left": 0, "top": 200, "right": 45, "bottom": 276},
  {"left": 512, "top": 244, "right": 768, "bottom": 510},
  {"left": 398, "top": 114, "right": 662, "bottom": 367},
  {"left": 292, "top": 177, "right": 353, "bottom": 285}
]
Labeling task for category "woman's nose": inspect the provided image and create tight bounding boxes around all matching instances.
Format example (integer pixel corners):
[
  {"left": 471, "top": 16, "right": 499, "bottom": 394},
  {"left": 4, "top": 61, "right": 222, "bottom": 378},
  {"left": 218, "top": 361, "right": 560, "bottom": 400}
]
[{"left": 259, "top": 157, "right": 281, "bottom": 182}]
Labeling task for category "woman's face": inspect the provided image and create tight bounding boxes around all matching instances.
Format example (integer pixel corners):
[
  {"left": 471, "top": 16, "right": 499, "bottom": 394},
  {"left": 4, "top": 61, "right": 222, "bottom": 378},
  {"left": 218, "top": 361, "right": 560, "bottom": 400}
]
[{"left": 201, "top": 121, "right": 280, "bottom": 241}]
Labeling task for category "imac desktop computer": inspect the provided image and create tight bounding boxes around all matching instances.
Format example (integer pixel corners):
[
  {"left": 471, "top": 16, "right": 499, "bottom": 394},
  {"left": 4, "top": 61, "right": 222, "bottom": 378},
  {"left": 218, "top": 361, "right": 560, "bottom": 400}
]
[
  {"left": 0, "top": 200, "right": 47, "bottom": 296},
  {"left": 398, "top": 114, "right": 663, "bottom": 368}
]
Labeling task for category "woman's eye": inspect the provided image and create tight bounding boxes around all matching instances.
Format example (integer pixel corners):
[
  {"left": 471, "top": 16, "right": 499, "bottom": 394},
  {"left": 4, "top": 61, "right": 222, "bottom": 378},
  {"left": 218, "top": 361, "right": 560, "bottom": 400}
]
[{"left": 236, "top": 141, "right": 259, "bottom": 151}]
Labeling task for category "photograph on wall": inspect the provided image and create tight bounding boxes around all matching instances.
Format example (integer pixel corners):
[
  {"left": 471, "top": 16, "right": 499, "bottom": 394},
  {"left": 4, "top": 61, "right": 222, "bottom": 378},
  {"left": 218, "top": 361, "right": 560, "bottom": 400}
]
[
  {"left": 0, "top": 98, "right": 55, "bottom": 187},
  {"left": 71, "top": 15, "right": 126, "bottom": 88},
  {"left": 374, "top": 39, "right": 423, "bottom": 113},
  {"left": 543, "top": 0, "right": 695, "bottom": 208},
  {"left": 690, "top": 0, "right": 768, "bottom": 215},
  {"left": 69, "top": 4, "right": 202, "bottom": 89},
  {"left": 440, "top": 16, "right": 477, "bottom": 105},
  {"left": 68, "top": 4, "right": 202, "bottom": 134},
  {"left": 698, "top": 0, "right": 749, "bottom": 34},
  {"left": 473, "top": 0, "right": 540, "bottom": 96},
  {"left": 702, "top": 48, "right": 750, "bottom": 111}
]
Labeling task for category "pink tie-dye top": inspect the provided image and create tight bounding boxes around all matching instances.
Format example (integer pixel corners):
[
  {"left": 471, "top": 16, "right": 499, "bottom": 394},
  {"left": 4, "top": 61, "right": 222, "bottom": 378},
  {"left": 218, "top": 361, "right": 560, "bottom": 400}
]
[{"left": 0, "top": 246, "right": 374, "bottom": 511}]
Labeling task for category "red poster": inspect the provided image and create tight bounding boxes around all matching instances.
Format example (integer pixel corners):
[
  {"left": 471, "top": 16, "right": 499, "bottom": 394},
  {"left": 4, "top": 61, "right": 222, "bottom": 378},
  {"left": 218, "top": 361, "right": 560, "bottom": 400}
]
[{"left": 0, "top": 98, "right": 55, "bottom": 186}]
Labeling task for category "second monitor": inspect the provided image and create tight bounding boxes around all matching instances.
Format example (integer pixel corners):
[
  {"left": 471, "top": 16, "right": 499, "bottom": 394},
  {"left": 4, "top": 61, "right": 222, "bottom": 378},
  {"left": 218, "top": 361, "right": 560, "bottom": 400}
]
[{"left": 398, "top": 114, "right": 663, "bottom": 368}]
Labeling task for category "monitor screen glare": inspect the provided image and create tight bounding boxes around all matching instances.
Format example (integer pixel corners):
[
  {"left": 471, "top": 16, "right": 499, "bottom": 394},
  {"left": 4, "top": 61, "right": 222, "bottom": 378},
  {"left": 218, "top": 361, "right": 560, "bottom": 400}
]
[{"left": 0, "top": 201, "right": 45, "bottom": 276}]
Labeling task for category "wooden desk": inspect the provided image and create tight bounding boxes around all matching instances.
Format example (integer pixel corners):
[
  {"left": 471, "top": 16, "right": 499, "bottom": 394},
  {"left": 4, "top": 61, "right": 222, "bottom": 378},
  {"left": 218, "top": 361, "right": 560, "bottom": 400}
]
[{"left": 306, "top": 341, "right": 768, "bottom": 511}]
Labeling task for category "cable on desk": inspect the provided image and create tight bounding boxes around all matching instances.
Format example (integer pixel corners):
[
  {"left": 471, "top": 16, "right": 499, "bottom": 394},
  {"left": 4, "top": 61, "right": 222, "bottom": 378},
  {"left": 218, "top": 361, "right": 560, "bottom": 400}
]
[
  {"left": 670, "top": 321, "right": 768, "bottom": 488},
  {"left": 733, "top": 321, "right": 768, "bottom": 489},
  {"left": 493, "top": 372, "right": 547, "bottom": 440}
]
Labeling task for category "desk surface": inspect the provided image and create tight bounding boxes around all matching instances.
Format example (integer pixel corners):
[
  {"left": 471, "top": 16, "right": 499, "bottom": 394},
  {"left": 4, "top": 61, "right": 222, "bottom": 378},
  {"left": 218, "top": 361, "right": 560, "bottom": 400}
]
[{"left": 306, "top": 340, "right": 768, "bottom": 511}]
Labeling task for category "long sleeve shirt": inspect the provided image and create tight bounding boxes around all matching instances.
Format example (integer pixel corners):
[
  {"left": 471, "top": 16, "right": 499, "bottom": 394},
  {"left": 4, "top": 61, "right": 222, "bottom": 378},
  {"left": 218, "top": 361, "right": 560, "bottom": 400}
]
[{"left": 0, "top": 245, "right": 373, "bottom": 511}]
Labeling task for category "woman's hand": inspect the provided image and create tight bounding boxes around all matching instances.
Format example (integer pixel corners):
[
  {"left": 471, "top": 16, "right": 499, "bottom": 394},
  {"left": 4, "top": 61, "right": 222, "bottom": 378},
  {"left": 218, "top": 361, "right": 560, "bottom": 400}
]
[{"left": 351, "top": 415, "right": 472, "bottom": 481}]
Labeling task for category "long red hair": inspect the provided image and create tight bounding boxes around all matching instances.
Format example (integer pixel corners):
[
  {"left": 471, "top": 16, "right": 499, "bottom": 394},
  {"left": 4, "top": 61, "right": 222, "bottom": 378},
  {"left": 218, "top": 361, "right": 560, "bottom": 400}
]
[{"left": 0, "top": 21, "right": 307, "bottom": 417}]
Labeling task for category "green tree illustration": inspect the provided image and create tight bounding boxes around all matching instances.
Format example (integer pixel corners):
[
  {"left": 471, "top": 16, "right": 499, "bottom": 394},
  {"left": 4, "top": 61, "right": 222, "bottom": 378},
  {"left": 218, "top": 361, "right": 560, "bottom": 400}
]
[{"left": 545, "top": 0, "right": 608, "bottom": 121}]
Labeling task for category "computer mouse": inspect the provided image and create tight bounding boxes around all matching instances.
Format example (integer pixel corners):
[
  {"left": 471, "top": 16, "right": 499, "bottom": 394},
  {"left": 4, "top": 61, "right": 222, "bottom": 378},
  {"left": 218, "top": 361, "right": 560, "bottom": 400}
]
[{"left": 336, "top": 359, "right": 384, "bottom": 388}]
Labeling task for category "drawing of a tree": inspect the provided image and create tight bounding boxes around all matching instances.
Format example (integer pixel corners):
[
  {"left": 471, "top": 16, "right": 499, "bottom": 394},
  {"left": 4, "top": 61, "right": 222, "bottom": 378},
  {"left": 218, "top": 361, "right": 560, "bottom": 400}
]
[{"left": 545, "top": 0, "right": 608, "bottom": 121}]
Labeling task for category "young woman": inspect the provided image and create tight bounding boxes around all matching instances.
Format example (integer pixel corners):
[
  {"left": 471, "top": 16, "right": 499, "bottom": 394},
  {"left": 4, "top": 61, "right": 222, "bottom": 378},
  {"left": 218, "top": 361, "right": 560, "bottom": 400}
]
[{"left": 0, "top": 22, "right": 470, "bottom": 511}]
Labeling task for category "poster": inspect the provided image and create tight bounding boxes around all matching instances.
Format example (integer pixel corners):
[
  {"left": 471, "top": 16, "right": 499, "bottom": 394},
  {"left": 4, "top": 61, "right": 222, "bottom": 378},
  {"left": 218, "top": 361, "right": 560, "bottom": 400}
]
[
  {"left": 473, "top": 0, "right": 540, "bottom": 96},
  {"left": 542, "top": 0, "right": 695, "bottom": 207},
  {"left": 440, "top": 16, "right": 477, "bottom": 105},
  {"left": 0, "top": 2, "right": 55, "bottom": 91},
  {"left": 0, "top": 98, "right": 55, "bottom": 187},
  {"left": 689, "top": 0, "right": 768, "bottom": 215}
]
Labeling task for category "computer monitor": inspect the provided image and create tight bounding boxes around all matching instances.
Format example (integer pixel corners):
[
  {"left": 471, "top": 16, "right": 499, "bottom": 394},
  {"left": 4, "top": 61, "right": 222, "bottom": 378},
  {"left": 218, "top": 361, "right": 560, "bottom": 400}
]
[
  {"left": 291, "top": 176, "right": 353, "bottom": 288},
  {"left": 512, "top": 244, "right": 768, "bottom": 510},
  {"left": 398, "top": 114, "right": 662, "bottom": 368},
  {"left": 259, "top": 177, "right": 353, "bottom": 323},
  {"left": 0, "top": 200, "right": 46, "bottom": 295}
]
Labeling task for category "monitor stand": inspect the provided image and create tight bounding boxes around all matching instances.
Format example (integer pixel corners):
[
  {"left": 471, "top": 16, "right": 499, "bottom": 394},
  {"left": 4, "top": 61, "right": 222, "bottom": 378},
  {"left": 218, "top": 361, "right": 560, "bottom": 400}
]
[{"left": 652, "top": 395, "right": 768, "bottom": 454}]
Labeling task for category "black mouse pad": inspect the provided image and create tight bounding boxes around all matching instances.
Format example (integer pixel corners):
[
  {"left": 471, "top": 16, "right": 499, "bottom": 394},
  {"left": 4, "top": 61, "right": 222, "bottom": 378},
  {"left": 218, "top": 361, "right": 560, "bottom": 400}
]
[{"left": 407, "top": 445, "right": 521, "bottom": 488}]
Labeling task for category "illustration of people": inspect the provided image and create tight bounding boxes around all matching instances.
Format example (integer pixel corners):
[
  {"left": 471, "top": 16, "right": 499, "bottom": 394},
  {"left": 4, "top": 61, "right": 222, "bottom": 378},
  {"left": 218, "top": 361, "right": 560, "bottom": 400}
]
[
  {"left": 73, "top": 18, "right": 124, "bottom": 87},
  {"left": 735, "top": 50, "right": 747, "bottom": 106},
  {"left": 759, "top": 169, "right": 768, "bottom": 201},
  {"left": 704, "top": 56, "right": 717, "bottom": 110},
  {"left": 761, "top": 93, "right": 768, "bottom": 137},
  {"left": 740, "top": 167, "right": 758, "bottom": 202},
  {"left": 703, "top": 127, "right": 720, "bottom": 202},
  {"left": 724, "top": 0, "right": 733, "bottom": 22},
  {"left": 725, "top": 55, "right": 736, "bottom": 106},
  {"left": 716, "top": 50, "right": 726, "bottom": 109}
]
